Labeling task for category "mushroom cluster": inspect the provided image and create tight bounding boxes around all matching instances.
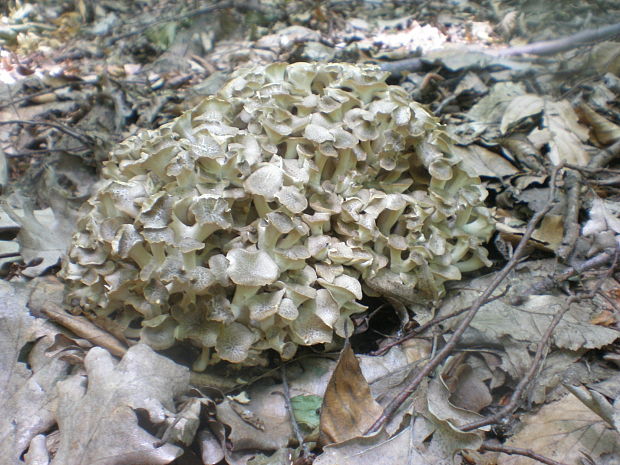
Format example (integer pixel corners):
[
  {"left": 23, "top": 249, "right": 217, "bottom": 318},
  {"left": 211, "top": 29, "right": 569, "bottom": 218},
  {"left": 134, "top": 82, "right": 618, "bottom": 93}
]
[{"left": 61, "top": 62, "right": 493, "bottom": 367}]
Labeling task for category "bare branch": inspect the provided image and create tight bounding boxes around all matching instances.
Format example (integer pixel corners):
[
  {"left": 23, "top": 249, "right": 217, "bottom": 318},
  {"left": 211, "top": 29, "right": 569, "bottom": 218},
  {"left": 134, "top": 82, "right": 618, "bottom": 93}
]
[{"left": 481, "top": 443, "right": 570, "bottom": 465}]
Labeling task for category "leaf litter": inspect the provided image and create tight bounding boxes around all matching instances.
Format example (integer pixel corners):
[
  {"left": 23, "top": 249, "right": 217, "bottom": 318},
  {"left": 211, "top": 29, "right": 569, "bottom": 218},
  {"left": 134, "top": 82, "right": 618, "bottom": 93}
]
[{"left": 1, "top": 0, "right": 620, "bottom": 464}]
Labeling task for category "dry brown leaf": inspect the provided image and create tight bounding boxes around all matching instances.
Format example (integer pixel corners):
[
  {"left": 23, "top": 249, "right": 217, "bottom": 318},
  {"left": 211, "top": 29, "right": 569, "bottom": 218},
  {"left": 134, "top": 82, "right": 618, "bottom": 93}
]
[
  {"left": 531, "top": 214, "right": 564, "bottom": 252},
  {"left": 590, "top": 310, "right": 617, "bottom": 327},
  {"left": 444, "top": 362, "right": 492, "bottom": 414},
  {"left": 576, "top": 102, "right": 620, "bottom": 146},
  {"left": 498, "top": 394, "right": 620, "bottom": 465},
  {"left": 319, "top": 341, "right": 383, "bottom": 446},
  {"left": 543, "top": 100, "right": 590, "bottom": 166},
  {"left": 453, "top": 144, "right": 518, "bottom": 178}
]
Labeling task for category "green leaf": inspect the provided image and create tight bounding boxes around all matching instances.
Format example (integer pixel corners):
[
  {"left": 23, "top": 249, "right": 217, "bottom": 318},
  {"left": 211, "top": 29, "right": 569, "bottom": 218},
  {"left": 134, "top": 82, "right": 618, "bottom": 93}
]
[{"left": 291, "top": 395, "right": 322, "bottom": 430}]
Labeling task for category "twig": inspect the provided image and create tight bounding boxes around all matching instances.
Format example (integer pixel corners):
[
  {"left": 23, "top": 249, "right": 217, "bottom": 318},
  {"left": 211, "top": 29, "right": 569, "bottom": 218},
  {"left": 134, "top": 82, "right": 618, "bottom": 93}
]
[
  {"left": 105, "top": 0, "right": 268, "bottom": 46},
  {"left": 480, "top": 443, "right": 570, "bottom": 465},
  {"left": 0, "top": 119, "right": 92, "bottom": 145},
  {"left": 380, "top": 23, "right": 620, "bottom": 75},
  {"left": 0, "top": 252, "right": 20, "bottom": 259},
  {"left": 378, "top": 57, "right": 426, "bottom": 76},
  {"left": 0, "top": 83, "right": 82, "bottom": 109},
  {"left": 280, "top": 365, "right": 311, "bottom": 457},
  {"left": 28, "top": 297, "right": 128, "bottom": 358},
  {"left": 365, "top": 164, "right": 562, "bottom": 435},
  {"left": 463, "top": 248, "right": 618, "bottom": 432},
  {"left": 6, "top": 146, "right": 88, "bottom": 157},
  {"left": 495, "top": 22, "right": 620, "bottom": 57},
  {"left": 557, "top": 170, "right": 582, "bottom": 262},
  {"left": 518, "top": 248, "right": 616, "bottom": 299},
  {"left": 564, "top": 163, "right": 620, "bottom": 175},
  {"left": 588, "top": 175, "right": 620, "bottom": 185},
  {"left": 587, "top": 139, "right": 620, "bottom": 170},
  {"left": 106, "top": 1, "right": 232, "bottom": 45},
  {"left": 371, "top": 289, "right": 508, "bottom": 356}
]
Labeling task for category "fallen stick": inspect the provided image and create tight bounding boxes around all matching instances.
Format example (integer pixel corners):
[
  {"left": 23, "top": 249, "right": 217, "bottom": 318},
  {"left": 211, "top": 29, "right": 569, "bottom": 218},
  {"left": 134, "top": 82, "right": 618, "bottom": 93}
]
[{"left": 495, "top": 22, "right": 620, "bottom": 57}]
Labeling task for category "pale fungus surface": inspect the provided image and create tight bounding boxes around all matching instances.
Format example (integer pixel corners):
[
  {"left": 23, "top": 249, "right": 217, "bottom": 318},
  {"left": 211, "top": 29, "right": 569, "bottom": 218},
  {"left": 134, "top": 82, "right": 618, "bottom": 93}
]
[{"left": 61, "top": 62, "right": 494, "bottom": 366}]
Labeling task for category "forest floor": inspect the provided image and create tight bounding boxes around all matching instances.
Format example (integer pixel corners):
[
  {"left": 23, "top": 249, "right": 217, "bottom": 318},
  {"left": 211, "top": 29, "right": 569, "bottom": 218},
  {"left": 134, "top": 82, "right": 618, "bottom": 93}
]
[{"left": 1, "top": 1, "right": 620, "bottom": 464}]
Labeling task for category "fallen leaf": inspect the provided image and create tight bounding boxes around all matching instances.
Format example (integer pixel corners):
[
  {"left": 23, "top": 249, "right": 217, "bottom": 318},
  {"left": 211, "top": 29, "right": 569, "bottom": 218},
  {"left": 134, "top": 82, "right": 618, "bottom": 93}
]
[
  {"left": 291, "top": 395, "right": 322, "bottom": 430},
  {"left": 576, "top": 102, "right": 620, "bottom": 145},
  {"left": 452, "top": 144, "right": 519, "bottom": 178},
  {"left": 498, "top": 394, "right": 620, "bottom": 465},
  {"left": 442, "top": 358, "right": 493, "bottom": 413},
  {"left": 500, "top": 94, "right": 544, "bottom": 135},
  {"left": 564, "top": 385, "right": 620, "bottom": 433},
  {"left": 216, "top": 381, "right": 293, "bottom": 451},
  {"left": 314, "top": 428, "right": 421, "bottom": 465},
  {"left": 543, "top": 100, "right": 590, "bottom": 165},
  {"left": 0, "top": 280, "right": 69, "bottom": 463},
  {"left": 2, "top": 200, "right": 75, "bottom": 277},
  {"left": 51, "top": 344, "right": 189, "bottom": 465},
  {"left": 531, "top": 214, "right": 564, "bottom": 251},
  {"left": 440, "top": 273, "right": 619, "bottom": 351},
  {"left": 319, "top": 341, "right": 383, "bottom": 446}
]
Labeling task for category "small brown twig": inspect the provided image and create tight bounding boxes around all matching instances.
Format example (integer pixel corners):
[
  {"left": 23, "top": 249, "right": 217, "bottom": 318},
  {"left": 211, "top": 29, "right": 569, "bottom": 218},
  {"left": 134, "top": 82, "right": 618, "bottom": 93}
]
[
  {"left": 495, "top": 22, "right": 620, "bottom": 57},
  {"left": 105, "top": 0, "right": 269, "bottom": 46},
  {"left": 379, "top": 23, "right": 620, "bottom": 75},
  {"left": 0, "top": 83, "right": 84, "bottom": 110},
  {"left": 587, "top": 139, "right": 620, "bottom": 170},
  {"left": 371, "top": 288, "right": 508, "bottom": 356},
  {"left": 0, "top": 119, "right": 93, "bottom": 145},
  {"left": 0, "top": 252, "right": 21, "bottom": 259},
  {"left": 365, "top": 164, "right": 561, "bottom": 435},
  {"left": 480, "top": 443, "right": 570, "bottom": 465},
  {"left": 28, "top": 296, "right": 128, "bottom": 358},
  {"left": 519, "top": 248, "right": 616, "bottom": 298},
  {"left": 557, "top": 169, "right": 582, "bottom": 262},
  {"left": 378, "top": 57, "right": 426, "bottom": 76},
  {"left": 280, "top": 364, "right": 311, "bottom": 458}
]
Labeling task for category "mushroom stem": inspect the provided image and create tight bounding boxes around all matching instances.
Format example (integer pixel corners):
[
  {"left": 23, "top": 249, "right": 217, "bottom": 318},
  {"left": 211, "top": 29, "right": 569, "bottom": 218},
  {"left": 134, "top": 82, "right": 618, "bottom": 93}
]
[{"left": 253, "top": 196, "right": 272, "bottom": 217}]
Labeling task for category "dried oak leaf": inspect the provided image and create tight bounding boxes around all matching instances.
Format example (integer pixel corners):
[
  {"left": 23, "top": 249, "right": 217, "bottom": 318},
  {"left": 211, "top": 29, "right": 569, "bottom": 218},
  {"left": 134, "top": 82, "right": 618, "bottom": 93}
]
[
  {"left": 0, "top": 280, "right": 69, "bottom": 464},
  {"left": 498, "top": 393, "right": 620, "bottom": 465},
  {"left": 51, "top": 344, "right": 189, "bottom": 465}
]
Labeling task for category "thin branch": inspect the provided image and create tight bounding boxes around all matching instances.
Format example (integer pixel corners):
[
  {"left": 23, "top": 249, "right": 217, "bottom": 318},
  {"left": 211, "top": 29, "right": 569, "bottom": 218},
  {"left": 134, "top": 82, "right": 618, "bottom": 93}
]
[
  {"left": 104, "top": 0, "right": 269, "bottom": 46},
  {"left": 587, "top": 139, "right": 620, "bottom": 170},
  {"left": 480, "top": 443, "right": 570, "bottom": 465},
  {"left": 519, "top": 248, "right": 616, "bottom": 299},
  {"left": 28, "top": 297, "right": 128, "bottom": 358},
  {"left": 0, "top": 252, "right": 21, "bottom": 259},
  {"left": 0, "top": 119, "right": 92, "bottom": 145},
  {"left": 365, "top": 164, "right": 562, "bottom": 435},
  {"left": 0, "top": 83, "right": 74, "bottom": 109},
  {"left": 495, "top": 22, "right": 620, "bottom": 57},
  {"left": 280, "top": 365, "right": 311, "bottom": 458},
  {"left": 371, "top": 288, "right": 508, "bottom": 356},
  {"left": 378, "top": 22, "right": 620, "bottom": 75},
  {"left": 105, "top": 1, "right": 234, "bottom": 45},
  {"left": 557, "top": 170, "right": 582, "bottom": 262},
  {"left": 379, "top": 57, "right": 426, "bottom": 76}
]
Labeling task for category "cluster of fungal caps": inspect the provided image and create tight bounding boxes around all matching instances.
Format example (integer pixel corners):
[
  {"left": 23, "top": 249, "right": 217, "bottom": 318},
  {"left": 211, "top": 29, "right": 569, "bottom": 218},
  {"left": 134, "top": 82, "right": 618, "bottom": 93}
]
[{"left": 61, "top": 62, "right": 493, "bottom": 367}]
